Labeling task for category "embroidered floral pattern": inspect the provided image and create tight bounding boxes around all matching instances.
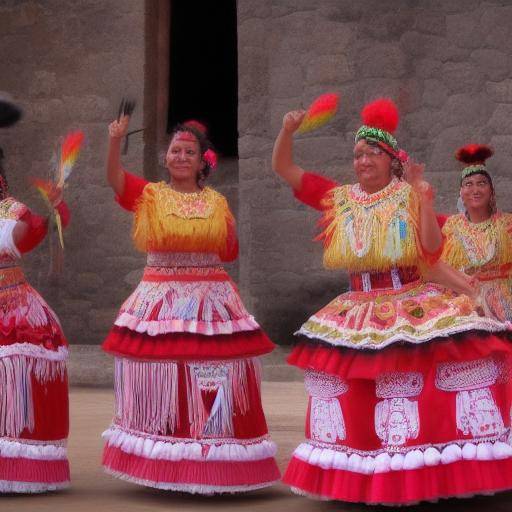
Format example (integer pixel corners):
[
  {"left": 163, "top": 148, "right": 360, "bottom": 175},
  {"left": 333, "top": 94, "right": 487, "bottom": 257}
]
[
  {"left": 374, "top": 372, "right": 423, "bottom": 447},
  {"left": 305, "top": 370, "right": 348, "bottom": 444},
  {"left": 296, "top": 281, "right": 507, "bottom": 349},
  {"left": 115, "top": 272, "right": 258, "bottom": 335},
  {"left": 158, "top": 186, "right": 216, "bottom": 219},
  {"left": 376, "top": 372, "right": 423, "bottom": 399},
  {"left": 436, "top": 358, "right": 506, "bottom": 439}
]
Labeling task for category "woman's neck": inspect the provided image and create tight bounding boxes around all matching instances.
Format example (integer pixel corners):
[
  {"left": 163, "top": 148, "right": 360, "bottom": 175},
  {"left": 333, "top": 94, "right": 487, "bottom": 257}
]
[
  {"left": 169, "top": 179, "right": 201, "bottom": 193},
  {"left": 359, "top": 177, "right": 393, "bottom": 195},
  {"left": 467, "top": 206, "right": 492, "bottom": 223}
]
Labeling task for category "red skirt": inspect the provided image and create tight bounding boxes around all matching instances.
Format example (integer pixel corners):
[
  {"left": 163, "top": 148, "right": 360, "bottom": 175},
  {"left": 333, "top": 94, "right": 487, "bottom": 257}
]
[
  {"left": 0, "top": 276, "right": 70, "bottom": 493},
  {"left": 284, "top": 331, "right": 512, "bottom": 505},
  {"left": 102, "top": 357, "right": 280, "bottom": 493}
]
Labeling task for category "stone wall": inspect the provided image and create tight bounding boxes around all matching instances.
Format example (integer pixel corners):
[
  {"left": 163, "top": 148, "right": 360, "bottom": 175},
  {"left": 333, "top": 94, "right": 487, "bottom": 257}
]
[
  {"left": 3, "top": 1, "right": 512, "bottom": 350},
  {"left": 0, "top": 0, "right": 147, "bottom": 345},
  {"left": 237, "top": 0, "right": 512, "bottom": 344}
]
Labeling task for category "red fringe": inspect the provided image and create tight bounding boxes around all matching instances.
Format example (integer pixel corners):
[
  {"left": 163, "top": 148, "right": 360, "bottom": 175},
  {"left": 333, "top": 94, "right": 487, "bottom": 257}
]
[
  {"left": 288, "top": 331, "right": 512, "bottom": 380},
  {"left": 103, "top": 326, "right": 275, "bottom": 360},
  {"left": 103, "top": 445, "right": 280, "bottom": 487},
  {"left": 284, "top": 455, "right": 512, "bottom": 504}
]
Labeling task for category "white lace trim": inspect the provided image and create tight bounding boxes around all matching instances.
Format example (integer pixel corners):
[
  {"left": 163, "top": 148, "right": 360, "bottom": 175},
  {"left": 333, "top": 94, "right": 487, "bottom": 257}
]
[
  {"left": 0, "top": 480, "right": 69, "bottom": 494},
  {"left": 103, "top": 467, "right": 278, "bottom": 494},
  {"left": 0, "top": 343, "right": 68, "bottom": 361},
  {"left": 0, "top": 437, "right": 67, "bottom": 460},
  {"left": 436, "top": 358, "right": 499, "bottom": 391},
  {"left": 376, "top": 372, "right": 423, "bottom": 398},
  {"left": 115, "top": 313, "right": 259, "bottom": 335},
  {"left": 293, "top": 439, "right": 512, "bottom": 475},
  {"left": 103, "top": 426, "right": 277, "bottom": 462},
  {"left": 295, "top": 316, "right": 510, "bottom": 350}
]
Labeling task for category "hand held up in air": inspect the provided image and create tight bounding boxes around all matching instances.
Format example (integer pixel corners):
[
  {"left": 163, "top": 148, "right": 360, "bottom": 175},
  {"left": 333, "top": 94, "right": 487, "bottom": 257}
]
[
  {"left": 282, "top": 110, "right": 307, "bottom": 135},
  {"left": 403, "top": 160, "right": 433, "bottom": 201}
]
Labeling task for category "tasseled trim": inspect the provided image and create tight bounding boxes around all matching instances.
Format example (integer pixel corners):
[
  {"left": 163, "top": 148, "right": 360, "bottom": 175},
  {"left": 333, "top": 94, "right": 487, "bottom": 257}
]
[
  {"left": 318, "top": 181, "right": 422, "bottom": 272},
  {"left": 132, "top": 184, "right": 234, "bottom": 260},
  {"left": 103, "top": 425, "right": 277, "bottom": 462},
  {"left": 441, "top": 213, "right": 512, "bottom": 271},
  {"left": 187, "top": 359, "right": 258, "bottom": 438},
  {"left": 0, "top": 353, "right": 67, "bottom": 437},
  {"left": 114, "top": 358, "right": 179, "bottom": 435}
]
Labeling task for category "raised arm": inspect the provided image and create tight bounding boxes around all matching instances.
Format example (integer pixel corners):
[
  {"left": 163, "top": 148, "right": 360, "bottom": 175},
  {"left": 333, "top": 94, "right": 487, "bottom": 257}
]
[
  {"left": 107, "top": 114, "right": 130, "bottom": 196},
  {"left": 272, "top": 110, "right": 307, "bottom": 190},
  {"left": 403, "top": 161, "right": 443, "bottom": 255}
]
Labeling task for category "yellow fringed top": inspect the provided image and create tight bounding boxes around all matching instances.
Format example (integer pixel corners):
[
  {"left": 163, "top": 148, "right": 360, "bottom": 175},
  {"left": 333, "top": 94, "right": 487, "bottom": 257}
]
[
  {"left": 319, "top": 178, "right": 422, "bottom": 272},
  {"left": 441, "top": 212, "right": 512, "bottom": 273},
  {"left": 132, "top": 183, "right": 236, "bottom": 260}
]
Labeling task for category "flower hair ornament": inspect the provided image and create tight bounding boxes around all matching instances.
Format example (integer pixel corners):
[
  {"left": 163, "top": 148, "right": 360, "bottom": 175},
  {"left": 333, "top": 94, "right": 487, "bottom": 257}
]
[
  {"left": 202, "top": 148, "right": 217, "bottom": 170},
  {"left": 181, "top": 120, "right": 218, "bottom": 172}
]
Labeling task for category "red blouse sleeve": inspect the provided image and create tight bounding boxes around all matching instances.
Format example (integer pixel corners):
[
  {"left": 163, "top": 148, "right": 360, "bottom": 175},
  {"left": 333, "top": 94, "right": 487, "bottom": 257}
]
[
  {"left": 437, "top": 213, "right": 448, "bottom": 229},
  {"left": 15, "top": 200, "right": 71, "bottom": 254},
  {"left": 116, "top": 171, "right": 149, "bottom": 212},
  {"left": 293, "top": 172, "right": 339, "bottom": 211}
]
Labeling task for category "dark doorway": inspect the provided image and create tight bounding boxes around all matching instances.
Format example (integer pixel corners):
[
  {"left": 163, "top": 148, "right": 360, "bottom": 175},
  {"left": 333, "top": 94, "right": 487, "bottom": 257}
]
[{"left": 168, "top": 1, "right": 238, "bottom": 157}]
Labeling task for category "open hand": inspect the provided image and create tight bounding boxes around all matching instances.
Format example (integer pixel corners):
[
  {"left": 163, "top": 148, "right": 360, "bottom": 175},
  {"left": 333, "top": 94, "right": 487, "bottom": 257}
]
[{"left": 403, "top": 160, "right": 433, "bottom": 199}]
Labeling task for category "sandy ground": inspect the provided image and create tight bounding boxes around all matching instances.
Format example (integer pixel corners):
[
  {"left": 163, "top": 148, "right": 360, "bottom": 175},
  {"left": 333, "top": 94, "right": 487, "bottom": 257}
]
[{"left": 2, "top": 383, "right": 512, "bottom": 512}]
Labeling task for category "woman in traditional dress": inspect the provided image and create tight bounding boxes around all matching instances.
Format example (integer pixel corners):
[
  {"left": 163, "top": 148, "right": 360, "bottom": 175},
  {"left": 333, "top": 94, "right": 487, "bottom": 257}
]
[
  {"left": 441, "top": 144, "right": 512, "bottom": 323},
  {"left": 0, "top": 145, "right": 70, "bottom": 492},
  {"left": 272, "top": 98, "right": 512, "bottom": 504},
  {"left": 101, "top": 114, "right": 280, "bottom": 493}
]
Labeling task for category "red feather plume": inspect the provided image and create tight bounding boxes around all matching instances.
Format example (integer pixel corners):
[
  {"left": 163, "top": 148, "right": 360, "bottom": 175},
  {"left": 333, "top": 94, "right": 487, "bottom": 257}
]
[
  {"left": 455, "top": 143, "right": 493, "bottom": 165},
  {"left": 361, "top": 98, "right": 399, "bottom": 134}
]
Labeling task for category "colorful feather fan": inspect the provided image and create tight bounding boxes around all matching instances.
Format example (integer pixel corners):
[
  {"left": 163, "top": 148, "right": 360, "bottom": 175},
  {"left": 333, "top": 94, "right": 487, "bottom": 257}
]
[
  {"left": 57, "top": 131, "right": 85, "bottom": 187},
  {"left": 297, "top": 93, "right": 340, "bottom": 134},
  {"left": 31, "top": 131, "right": 84, "bottom": 249}
]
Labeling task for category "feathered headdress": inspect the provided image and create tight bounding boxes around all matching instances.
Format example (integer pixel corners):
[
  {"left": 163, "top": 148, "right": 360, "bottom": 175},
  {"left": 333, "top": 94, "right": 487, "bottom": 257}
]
[
  {"left": 355, "top": 98, "right": 408, "bottom": 162},
  {"left": 455, "top": 143, "right": 494, "bottom": 180}
]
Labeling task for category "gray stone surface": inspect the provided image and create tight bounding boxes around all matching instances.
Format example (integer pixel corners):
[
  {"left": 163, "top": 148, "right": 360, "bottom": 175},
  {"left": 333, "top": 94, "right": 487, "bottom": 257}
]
[
  {"left": 237, "top": 0, "right": 512, "bottom": 345},
  {"left": 2, "top": 1, "right": 512, "bottom": 351}
]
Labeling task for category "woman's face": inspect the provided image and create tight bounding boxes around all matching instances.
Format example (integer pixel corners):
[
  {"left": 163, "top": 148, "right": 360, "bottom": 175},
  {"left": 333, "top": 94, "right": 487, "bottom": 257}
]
[
  {"left": 460, "top": 173, "right": 493, "bottom": 213},
  {"left": 353, "top": 139, "right": 393, "bottom": 192},
  {"left": 165, "top": 132, "right": 205, "bottom": 182}
]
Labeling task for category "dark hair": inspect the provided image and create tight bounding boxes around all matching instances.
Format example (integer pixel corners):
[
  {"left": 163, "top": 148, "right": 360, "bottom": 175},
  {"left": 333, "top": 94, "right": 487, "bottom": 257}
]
[{"left": 169, "top": 122, "right": 215, "bottom": 187}]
